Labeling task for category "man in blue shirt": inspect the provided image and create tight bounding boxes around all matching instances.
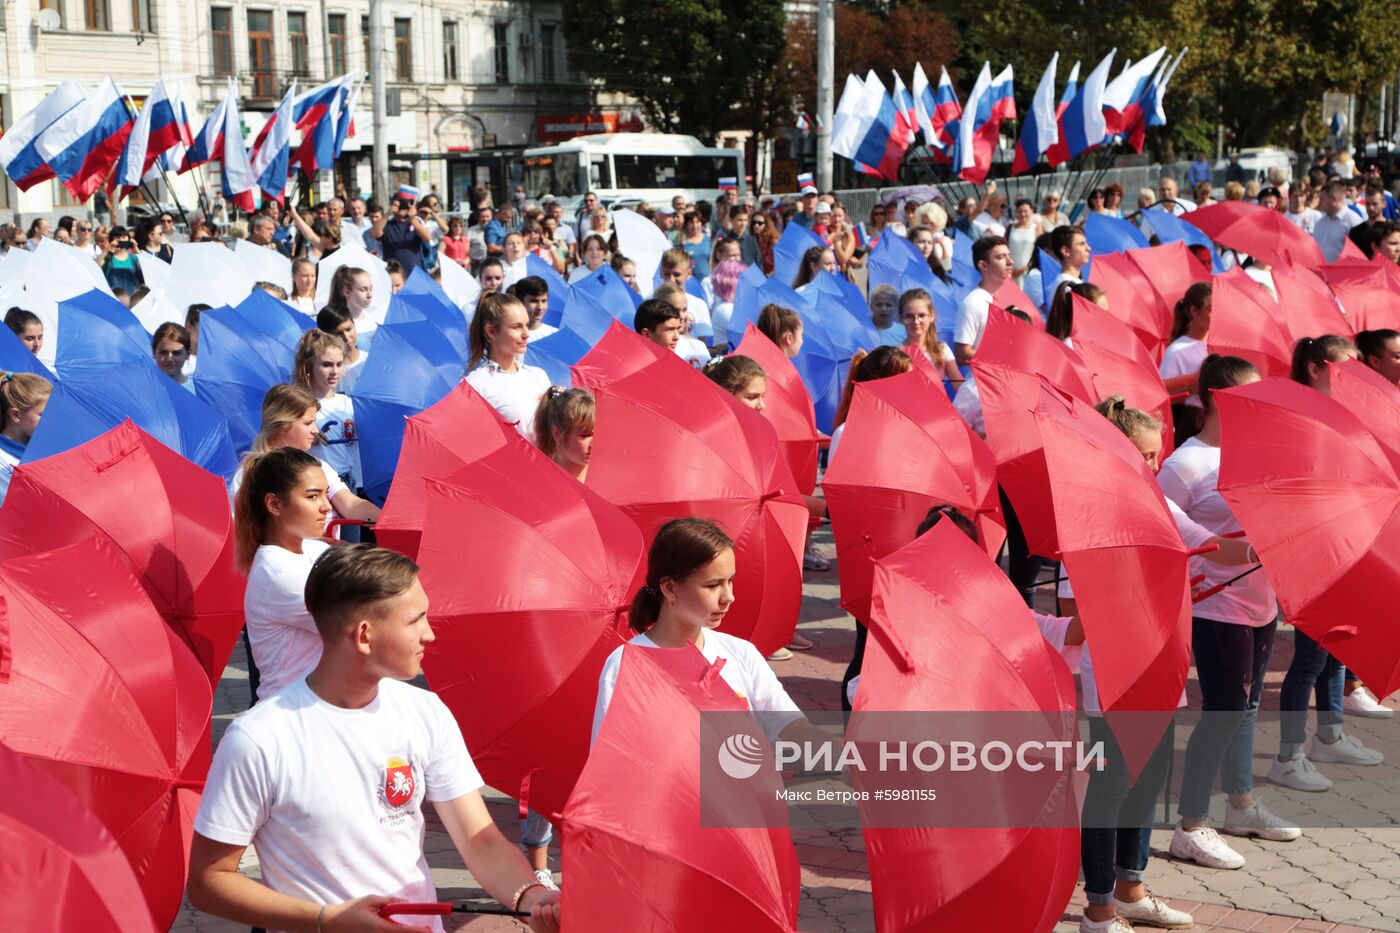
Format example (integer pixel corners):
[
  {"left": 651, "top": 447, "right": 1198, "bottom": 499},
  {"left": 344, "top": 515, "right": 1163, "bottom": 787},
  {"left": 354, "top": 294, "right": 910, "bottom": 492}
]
[
  {"left": 369, "top": 196, "right": 434, "bottom": 271},
  {"left": 472, "top": 203, "right": 507, "bottom": 258},
  {"left": 1187, "top": 151, "right": 1212, "bottom": 188}
]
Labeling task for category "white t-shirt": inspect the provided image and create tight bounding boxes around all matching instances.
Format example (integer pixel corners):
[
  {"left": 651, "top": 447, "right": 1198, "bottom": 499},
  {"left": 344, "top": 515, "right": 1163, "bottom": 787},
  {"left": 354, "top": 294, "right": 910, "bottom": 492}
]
[
  {"left": 1284, "top": 208, "right": 1322, "bottom": 233},
  {"left": 341, "top": 350, "right": 370, "bottom": 395},
  {"left": 593, "top": 630, "right": 802, "bottom": 744},
  {"left": 685, "top": 293, "right": 714, "bottom": 341},
  {"left": 1157, "top": 438, "right": 1276, "bottom": 626},
  {"left": 1313, "top": 210, "right": 1362, "bottom": 263},
  {"left": 230, "top": 458, "right": 348, "bottom": 505},
  {"left": 827, "top": 423, "right": 847, "bottom": 463},
  {"left": 0, "top": 438, "right": 22, "bottom": 508},
  {"left": 1243, "top": 266, "right": 1277, "bottom": 300},
  {"left": 675, "top": 335, "right": 711, "bottom": 367},
  {"left": 193, "top": 678, "right": 482, "bottom": 933},
  {"left": 244, "top": 539, "right": 333, "bottom": 703},
  {"left": 501, "top": 256, "right": 529, "bottom": 289},
  {"left": 954, "top": 286, "right": 995, "bottom": 350},
  {"left": 464, "top": 361, "right": 551, "bottom": 444},
  {"left": 1050, "top": 271, "right": 1083, "bottom": 297},
  {"left": 567, "top": 263, "right": 607, "bottom": 284},
  {"left": 311, "top": 392, "right": 361, "bottom": 490},
  {"left": 291, "top": 296, "right": 318, "bottom": 316},
  {"left": 952, "top": 372, "right": 984, "bottom": 436},
  {"left": 875, "top": 323, "right": 908, "bottom": 347},
  {"left": 1159, "top": 335, "right": 1209, "bottom": 408}
]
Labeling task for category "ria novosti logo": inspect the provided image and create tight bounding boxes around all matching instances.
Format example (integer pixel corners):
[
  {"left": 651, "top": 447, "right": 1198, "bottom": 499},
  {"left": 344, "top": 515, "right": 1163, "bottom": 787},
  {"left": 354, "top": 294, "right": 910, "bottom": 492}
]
[{"left": 716, "top": 733, "right": 766, "bottom": 779}]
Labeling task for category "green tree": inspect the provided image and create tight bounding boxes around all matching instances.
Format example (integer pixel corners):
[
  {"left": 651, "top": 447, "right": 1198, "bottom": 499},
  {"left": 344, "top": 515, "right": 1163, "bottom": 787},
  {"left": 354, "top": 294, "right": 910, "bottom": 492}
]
[{"left": 560, "top": 0, "right": 787, "bottom": 141}]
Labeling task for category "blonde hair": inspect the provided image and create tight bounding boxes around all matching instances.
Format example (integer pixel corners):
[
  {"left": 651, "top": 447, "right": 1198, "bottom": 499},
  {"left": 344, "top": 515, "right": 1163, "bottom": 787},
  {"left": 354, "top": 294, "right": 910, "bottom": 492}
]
[
  {"left": 652, "top": 283, "right": 688, "bottom": 308},
  {"left": 252, "top": 383, "right": 320, "bottom": 453},
  {"left": 914, "top": 201, "right": 948, "bottom": 233},
  {"left": 1095, "top": 395, "right": 1162, "bottom": 441},
  {"left": 467, "top": 290, "right": 527, "bottom": 370},
  {"left": 292, "top": 329, "right": 346, "bottom": 389},
  {"left": 0, "top": 371, "right": 52, "bottom": 429},
  {"left": 533, "top": 387, "right": 595, "bottom": 460}
]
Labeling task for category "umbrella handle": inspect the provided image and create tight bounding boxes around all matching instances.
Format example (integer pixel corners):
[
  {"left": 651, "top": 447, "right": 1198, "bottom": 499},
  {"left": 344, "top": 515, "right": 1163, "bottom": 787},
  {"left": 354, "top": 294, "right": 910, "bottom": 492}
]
[
  {"left": 1185, "top": 543, "right": 1219, "bottom": 558},
  {"left": 325, "top": 518, "right": 366, "bottom": 532},
  {"left": 379, "top": 902, "right": 451, "bottom": 918}
]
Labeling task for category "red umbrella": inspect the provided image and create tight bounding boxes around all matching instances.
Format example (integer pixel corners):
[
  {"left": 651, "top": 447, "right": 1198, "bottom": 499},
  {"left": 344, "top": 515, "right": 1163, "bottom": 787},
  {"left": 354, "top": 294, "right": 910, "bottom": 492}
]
[
  {"left": 374, "top": 381, "right": 518, "bottom": 558},
  {"left": 1320, "top": 262, "right": 1400, "bottom": 332},
  {"left": 991, "top": 279, "right": 1044, "bottom": 327},
  {"left": 0, "top": 741, "right": 160, "bottom": 932},
  {"left": 572, "top": 319, "right": 672, "bottom": 390},
  {"left": 572, "top": 326, "right": 809, "bottom": 655},
  {"left": 852, "top": 520, "right": 1079, "bottom": 933},
  {"left": 972, "top": 307, "right": 1097, "bottom": 557},
  {"left": 1125, "top": 242, "right": 1211, "bottom": 318},
  {"left": 1070, "top": 294, "right": 1175, "bottom": 459},
  {"left": 1087, "top": 252, "right": 1172, "bottom": 362},
  {"left": 417, "top": 436, "right": 644, "bottom": 823},
  {"left": 1207, "top": 273, "right": 1293, "bottom": 378},
  {"left": 1271, "top": 264, "right": 1353, "bottom": 338},
  {"left": 563, "top": 643, "right": 800, "bottom": 933},
  {"left": 0, "top": 420, "right": 243, "bottom": 686},
  {"left": 1217, "top": 378, "right": 1400, "bottom": 699},
  {"left": 824, "top": 367, "right": 1005, "bottom": 623},
  {"left": 1183, "top": 200, "right": 1326, "bottom": 268},
  {"left": 1329, "top": 358, "right": 1400, "bottom": 456},
  {"left": 0, "top": 536, "right": 211, "bottom": 930},
  {"left": 734, "top": 323, "right": 821, "bottom": 496}
]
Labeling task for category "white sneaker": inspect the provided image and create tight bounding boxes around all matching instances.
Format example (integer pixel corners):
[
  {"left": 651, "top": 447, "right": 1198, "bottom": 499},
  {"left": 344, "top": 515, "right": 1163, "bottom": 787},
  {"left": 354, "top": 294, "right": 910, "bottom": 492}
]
[
  {"left": 766, "top": 647, "right": 794, "bottom": 661},
  {"left": 534, "top": 868, "right": 557, "bottom": 887},
  {"left": 1080, "top": 916, "right": 1135, "bottom": 933},
  {"left": 1267, "top": 754, "right": 1333, "bottom": 792},
  {"left": 1310, "top": 733, "right": 1385, "bottom": 765},
  {"left": 1343, "top": 685, "right": 1393, "bottom": 719},
  {"left": 1113, "top": 893, "right": 1194, "bottom": 929},
  {"left": 1222, "top": 798, "right": 1301, "bottom": 842},
  {"left": 1169, "top": 823, "right": 1245, "bottom": 869}
]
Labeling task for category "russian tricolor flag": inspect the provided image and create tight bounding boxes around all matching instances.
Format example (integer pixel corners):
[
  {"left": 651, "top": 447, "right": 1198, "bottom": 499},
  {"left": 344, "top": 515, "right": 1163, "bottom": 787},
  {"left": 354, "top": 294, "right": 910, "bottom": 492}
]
[
  {"left": 293, "top": 73, "right": 360, "bottom": 175},
  {"left": 1146, "top": 48, "right": 1187, "bottom": 130},
  {"left": 848, "top": 72, "right": 909, "bottom": 181},
  {"left": 930, "top": 66, "right": 961, "bottom": 148},
  {"left": 1012, "top": 54, "right": 1059, "bottom": 175},
  {"left": 797, "top": 171, "right": 814, "bottom": 189},
  {"left": 0, "top": 81, "right": 85, "bottom": 191},
  {"left": 891, "top": 72, "right": 917, "bottom": 144},
  {"left": 219, "top": 79, "right": 257, "bottom": 211},
  {"left": 1042, "top": 61, "right": 1080, "bottom": 168},
  {"left": 181, "top": 92, "right": 228, "bottom": 173},
  {"left": 718, "top": 176, "right": 738, "bottom": 191},
  {"left": 35, "top": 77, "right": 136, "bottom": 201},
  {"left": 250, "top": 81, "right": 296, "bottom": 204},
  {"left": 1102, "top": 47, "right": 1166, "bottom": 139},
  {"left": 141, "top": 81, "right": 184, "bottom": 173},
  {"left": 957, "top": 64, "right": 1013, "bottom": 184},
  {"left": 953, "top": 64, "right": 991, "bottom": 183},
  {"left": 1063, "top": 50, "right": 1117, "bottom": 158}
]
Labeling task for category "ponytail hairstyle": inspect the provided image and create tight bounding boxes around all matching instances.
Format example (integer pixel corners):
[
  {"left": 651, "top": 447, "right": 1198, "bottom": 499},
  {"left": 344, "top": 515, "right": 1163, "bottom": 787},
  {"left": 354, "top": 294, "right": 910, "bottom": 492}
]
[
  {"left": 1197, "top": 354, "right": 1259, "bottom": 415},
  {"left": 0, "top": 371, "right": 53, "bottom": 439},
  {"left": 467, "top": 290, "right": 527, "bottom": 371},
  {"left": 791, "top": 246, "right": 830, "bottom": 289},
  {"left": 704, "top": 354, "right": 766, "bottom": 396},
  {"left": 756, "top": 303, "right": 801, "bottom": 346},
  {"left": 833, "top": 345, "right": 913, "bottom": 428},
  {"left": 1290, "top": 334, "right": 1356, "bottom": 387},
  {"left": 251, "top": 383, "right": 321, "bottom": 453},
  {"left": 4, "top": 307, "right": 42, "bottom": 336},
  {"left": 291, "top": 257, "right": 317, "bottom": 298},
  {"left": 1095, "top": 394, "right": 1163, "bottom": 441},
  {"left": 1046, "top": 281, "right": 1106, "bottom": 341},
  {"left": 1355, "top": 329, "right": 1400, "bottom": 371},
  {"left": 533, "top": 386, "right": 595, "bottom": 459},
  {"left": 328, "top": 265, "right": 368, "bottom": 309},
  {"left": 291, "top": 328, "right": 346, "bottom": 389},
  {"left": 628, "top": 517, "right": 735, "bottom": 633},
  {"left": 1170, "top": 282, "right": 1213, "bottom": 341},
  {"left": 914, "top": 503, "right": 978, "bottom": 543},
  {"left": 233, "top": 447, "right": 324, "bottom": 573},
  {"left": 897, "top": 287, "right": 949, "bottom": 361}
]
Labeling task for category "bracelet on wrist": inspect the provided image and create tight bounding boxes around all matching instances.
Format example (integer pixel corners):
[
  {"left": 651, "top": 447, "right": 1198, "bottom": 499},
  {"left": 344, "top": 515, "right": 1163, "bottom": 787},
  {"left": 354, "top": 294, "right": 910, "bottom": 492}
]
[
  {"left": 512, "top": 880, "right": 545, "bottom": 912},
  {"left": 316, "top": 904, "right": 327, "bottom": 933}
]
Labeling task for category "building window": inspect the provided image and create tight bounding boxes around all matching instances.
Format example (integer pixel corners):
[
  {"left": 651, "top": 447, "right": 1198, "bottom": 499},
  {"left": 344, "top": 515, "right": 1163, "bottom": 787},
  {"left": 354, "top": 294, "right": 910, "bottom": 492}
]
[
  {"left": 494, "top": 23, "right": 509, "bottom": 83},
  {"left": 393, "top": 18, "right": 412, "bottom": 81},
  {"left": 361, "top": 15, "right": 370, "bottom": 72},
  {"left": 247, "top": 10, "right": 275, "bottom": 100},
  {"left": 443, "top": 21, "right": 459, "bottom": 82},
  {"left": 85, "top": 0, "right": 111, "bottom": 30},
  {"left": 132, "top": 0, "right": 155, "bottom": 33},
  {"left": 540, "top": 24, "right": 557, "bottom": 83},
  {"left": 288, "top": 11, "right": 309, "bottom": 76},
  {"left": 327, "top": 14, "right": 347, "bottom": 75},
  {"left": 211, "top": 7, "right": 234, "bottom": 75}
]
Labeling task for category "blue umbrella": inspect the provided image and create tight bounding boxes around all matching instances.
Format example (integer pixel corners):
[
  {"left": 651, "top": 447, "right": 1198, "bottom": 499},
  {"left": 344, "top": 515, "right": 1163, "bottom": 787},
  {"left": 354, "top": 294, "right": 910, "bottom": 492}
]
[
  {"left": 810, "top": 272, "right": 879, "bottom": 345},
  {"left": 351, "top": 321, "right": 463, "bottom": 503},
  {"left": 1084, "top": 211, "right": 1149, "bottom": 254},
  {"left": 726, "top": 268, "right": 813, "bottom": 350},
  {"left": 194, "top": 303, "right": 301, "bottom": 453},
  {"left": 866, "top": 236, "right": 959, "bottom": 347},
  {"left": 400, "top": 266, "right": 467, "bottom": 320},
  {"left": 949, "top": 229, "right": 977, "bottom": 289},
  {"left": 55, "top": 289, "right": 153, "bottom": 375},
  {"left": 25, "top": 365, "right": 237, "bottom": 479},
  {"left": 384, "top": 293, "right": 468, "bottom": 361},
  {"left": 527, "top": 327, "right": 594, "bottom": 387},
  {"left": 561, "top": 284, "right": 631, "bottom": 344},
  {"left": 525, "top": 254, "right": 572, "bottom": 326},
  {"left": 791, "top": 295, "right": 862, "bottom": 435},
  {"left": 572, "top": 262, "right": 642, "bottom": 317},
  {"left": 233, "top": 288, "right": 315, "bottom": 348},
  {"left": 1144, "top": 207, "right": 1225, "bottom": 272},
  {"left": 773, "top": 221, "right": 824, "bottom": 288},
  {"left": 0, "top": 324, "right": 56, "bottom": 381}
]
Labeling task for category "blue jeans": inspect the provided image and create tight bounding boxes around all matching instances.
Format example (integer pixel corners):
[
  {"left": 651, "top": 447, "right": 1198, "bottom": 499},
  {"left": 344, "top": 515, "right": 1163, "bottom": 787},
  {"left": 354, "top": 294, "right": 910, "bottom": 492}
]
[
  {"left": 1178, "top": 617, "right": 1277, "bottom": 821},
  {"left": 1279, "top": 629, "right": 1344, "bottom": 757},
  {"left": 1081, "top": 716, "right": 1175, "bottom": 904}
]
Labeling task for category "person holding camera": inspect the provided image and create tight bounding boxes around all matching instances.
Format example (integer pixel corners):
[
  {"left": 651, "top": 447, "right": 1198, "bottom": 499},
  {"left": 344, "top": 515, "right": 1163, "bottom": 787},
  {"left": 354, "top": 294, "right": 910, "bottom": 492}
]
[{"left": 100, "top": 226, "right": 144, "bottom": 293}]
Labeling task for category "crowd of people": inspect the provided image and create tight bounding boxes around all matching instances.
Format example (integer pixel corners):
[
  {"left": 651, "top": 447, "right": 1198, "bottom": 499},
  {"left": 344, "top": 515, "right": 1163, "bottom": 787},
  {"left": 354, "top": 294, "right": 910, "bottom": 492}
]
[{"left": 3, "top": 154, "right": 1399, "bottom": 933}]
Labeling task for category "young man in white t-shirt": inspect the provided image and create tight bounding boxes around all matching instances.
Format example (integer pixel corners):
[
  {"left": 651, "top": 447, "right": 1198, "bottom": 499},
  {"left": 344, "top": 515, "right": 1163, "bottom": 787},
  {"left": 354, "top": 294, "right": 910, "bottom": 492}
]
[
  {"left": 953, "top": 235, "right": 1014, "bottom": 364},
  {"left": 188, "top": 545, "right": 561, "bottom": 933},
  {"left": 1049, "top": 223, "right": 1090, "bottom": 295}
]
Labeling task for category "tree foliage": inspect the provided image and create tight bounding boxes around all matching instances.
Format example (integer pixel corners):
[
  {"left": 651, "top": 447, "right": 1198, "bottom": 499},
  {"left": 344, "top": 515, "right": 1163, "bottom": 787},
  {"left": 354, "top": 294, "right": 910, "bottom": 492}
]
[{"left": 559, "top": 0, "right": 787, "bottom": 141}]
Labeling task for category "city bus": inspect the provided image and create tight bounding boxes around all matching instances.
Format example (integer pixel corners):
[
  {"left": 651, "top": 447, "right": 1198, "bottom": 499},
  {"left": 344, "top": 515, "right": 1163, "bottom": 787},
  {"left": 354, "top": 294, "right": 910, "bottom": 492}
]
[{"left": 522, "top": 133, "right": 745, "bottom": 215}]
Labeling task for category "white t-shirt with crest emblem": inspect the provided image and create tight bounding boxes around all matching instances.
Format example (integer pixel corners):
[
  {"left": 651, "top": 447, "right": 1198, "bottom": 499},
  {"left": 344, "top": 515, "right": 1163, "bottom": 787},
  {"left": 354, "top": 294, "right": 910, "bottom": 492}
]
[{"left": 194, "top": 678, "right": 482, "bottom": 933}]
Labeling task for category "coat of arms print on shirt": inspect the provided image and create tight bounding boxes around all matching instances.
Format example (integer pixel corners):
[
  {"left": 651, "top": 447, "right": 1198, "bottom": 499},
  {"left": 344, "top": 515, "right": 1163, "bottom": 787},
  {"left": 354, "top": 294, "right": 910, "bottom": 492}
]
[{"left": 379, "top": 756, "right": 418, "bottom": 812}]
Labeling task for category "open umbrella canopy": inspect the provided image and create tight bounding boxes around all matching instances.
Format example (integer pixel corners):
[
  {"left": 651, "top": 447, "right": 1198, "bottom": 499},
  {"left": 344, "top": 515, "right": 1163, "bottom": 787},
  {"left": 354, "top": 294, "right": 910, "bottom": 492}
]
[
  {"left": 1320, "top": 262, "right": 1400, "bottom": 332},
  {"left": 417, "top": 437, "right": 643, "bottom": 823},
  {"left": 1088, "top": 252, "right": 1172, "bottom": 361},
  {"left": 1142, "top": 207, "right": 1218, "bottom": 261},
  {"left": 527, "top": 326, "right": 595, "bottom": 387},
  {"left": 972, "top": 307, "right": 1097, "bottom": 558},
  {"left": 773, "top": 219, "right": 825, "bottom": 289},
  {"left": 352, "top": 320, "right": 464, "bottom": 503},
  {"left": 54, "top": 289, "right": 153, "bottom": 376},
  {"left": 560, "top": 285, "right": 634, "bottom": 345},
  {"left": 0, "top": 318, "right": 57, "bottom": 380},
  {"left": 1184, "top": 200, "right": 1326, "bottom": 268},
  {"left": 1207, "top": 273, "right": 1293, "bottom": 378},
  {"left": 0, "top": 740, "right": 160, "bottom": 933},
  {"left": 1083, "top": 212, "right": 1150, "bottom": 255},
  {"left": 992, "top": 278, "right": 1045, "bottom": 325},
  {"left": 0, "top": 536, "right": 212, "bottom": 930},
  {"left": 384, "top": 292, "right": 469, "bottom": 362},
  {"left": 231, "top": 288, "right": 317, "bottom": 348},
  {"left": 563, "top": 643, "right": 801, "bottom": 933},
  {"left": 572, "top": 327, "right": 808, "bottom": 655},
  {"left": 734, "top": 324, "right": 820, "bottom": 496},
  {"left": 727, "top": 268, "right": 814, "bottom": 352},
  {"left": 1125, "top": 242, "right": 1211, "bottom": 318},
  {"left": 851, "top": 521, "right": 1079, "bottom": 933},
  {"left": 571, "top": 261, "right": 643, "bottom": 318},
  {"left": 1070, "top": 293, "right": 1175, "bottom": 458},
  {"left": 1217, "top": 378, "right": 1400, "bottom": 699},
  {"left": 825, "top": 368, "right": 1005, "bottom": 623},
  {"left": 376, "top": 381, "right": 524, "bottom": 558},
  {"left": 25, "top": 363, "right": 238, "bottom": 481},
  {"left": 0, "top": 421, "right": 243, "bottom": 686},
  {"left": 1270, "top": 263, "right": 1352, "bottom": 339},
  {"left": 1329, "top": 358, "right": 1400, "bottom": 456},
  {"left": 194, "top": 300, "right": 303, "bottom": 452}
]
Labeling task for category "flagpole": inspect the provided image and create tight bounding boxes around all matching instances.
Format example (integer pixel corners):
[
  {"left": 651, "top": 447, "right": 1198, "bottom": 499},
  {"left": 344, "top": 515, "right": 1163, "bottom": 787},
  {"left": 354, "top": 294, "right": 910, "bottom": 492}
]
[{"left": 157, "top": 160, "right": 194, "bottom": 233}]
